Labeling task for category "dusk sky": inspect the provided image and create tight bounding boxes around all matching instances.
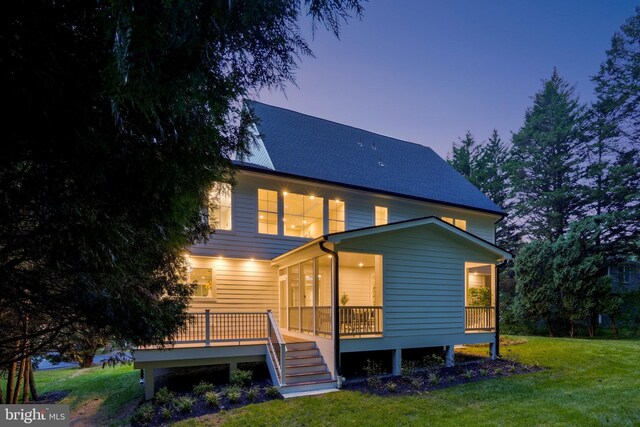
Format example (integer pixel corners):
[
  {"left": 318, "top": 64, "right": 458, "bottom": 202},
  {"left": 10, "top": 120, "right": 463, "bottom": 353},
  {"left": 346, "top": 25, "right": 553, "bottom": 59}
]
[{"left": 257, "top": 1, "right": 638, "bottom": 158}]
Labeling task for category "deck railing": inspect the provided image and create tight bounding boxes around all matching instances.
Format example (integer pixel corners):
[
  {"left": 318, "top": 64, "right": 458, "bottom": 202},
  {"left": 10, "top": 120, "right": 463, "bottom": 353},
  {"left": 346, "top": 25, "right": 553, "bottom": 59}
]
[
  {"left": 172, "top": 310, "right": 269, "bottom": 345},
  {"left": 266, "top": 310, "right": 287, "bottom": 385},
  {"left": 465, "top": 306, "right": 495, "bottom": 331},
  {"left": 287, "top": 306, "right": 383, "bottom": 337}
]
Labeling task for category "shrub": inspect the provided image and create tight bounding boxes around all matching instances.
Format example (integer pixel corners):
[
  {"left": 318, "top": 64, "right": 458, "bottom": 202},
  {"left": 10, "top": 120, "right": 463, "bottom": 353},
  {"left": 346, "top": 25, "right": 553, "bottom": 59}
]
[
  {"left": 427, "top": 372, "right": 440, "bottom": 385},
  {"left": 386, "top": 382, "right": 397, "bottom": 393},
  {"left": 193, "top": 381, "right": 215, "bottom": 396},
  {"left": 264, "top": 385, "right": 280, "bottom": 398},
  {"left": 462, "top": 369, "right": 474, "bottom": 379},
  {"left": 493, "top": 367, "right": 504, "bottom": 376},
  {"left": 131, "top": 403, "right": 154, "bottom": 425},
  {"left": 367, "top": 376, "right": 381, "bottom": 389},
  {"left": 508, "top": 364, "right": 517, "bottom": 373},
  {"left": 204, "top": 391, "right": 220, "bottom": 407},
  {"left": 230, "top": 369, "right": 252, "bottom": 386},
  {"left": 410, "top": 377, "right": 424, "bottom": 390},
  {"left": 479, "top": 368, "right": 490, "bottom": 376},
  {"left": 225, "top": 385, "right": 242, "bottom": 403},
  {"left": 155, "top": 387, "right": 174, "bottom": 406},
  {"left": 247, "top": 386, "right": 260, "bottom": 402},
  {"left": 364, "top": 359, "right": 382, "bottom": 377},
  {"left": 401, "top": 360, "right": 418, "bottom": 378},
  {"left": 172, "top": 396, "right": 195, "bottom": 414},
  {"left": 160, "top": 407, "right": 172, "bottom": 420},
  {"left": 422, "top": 354, "right": 444, "bottom": 368}
]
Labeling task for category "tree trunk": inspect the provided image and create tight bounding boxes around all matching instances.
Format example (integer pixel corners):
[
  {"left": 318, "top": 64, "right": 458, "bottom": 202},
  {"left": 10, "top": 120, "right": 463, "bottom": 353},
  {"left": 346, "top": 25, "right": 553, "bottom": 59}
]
[
  {"left": 22, "top": 363, "right": 30, "bottom": 403},
  {"left": 12, "top": 358, "right": 26, "bottom": 404},
  {"left": 610, "top": 316, "right": 619, "bottom": 339},
  {"left": 546, "top": 319, "right": 554, "bottom": 337},
  {"left": 28, "top": 360, "right": 38, "bottom": 401},
  {"left": 569, "top": 321, "right": 574, "bottom": 338},
  {"left": 6, "top": 361, "right": 16, "bottom": 404},
  {"left": 0, "top": 376, "right": 3, "bottom": 403}
]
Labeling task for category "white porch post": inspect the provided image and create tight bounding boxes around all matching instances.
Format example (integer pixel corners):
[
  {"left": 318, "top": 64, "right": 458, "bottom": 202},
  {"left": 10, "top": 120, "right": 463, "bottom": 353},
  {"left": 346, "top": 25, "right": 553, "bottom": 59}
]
[
  {"left": 392, "top": 349, "right": 402, "bottom": 376},
  {"left": 445, "top": 345, "right": 455, "bottom": 367},
  {"left": 143, "top": 368, "right": 155, "bottom": 400}
]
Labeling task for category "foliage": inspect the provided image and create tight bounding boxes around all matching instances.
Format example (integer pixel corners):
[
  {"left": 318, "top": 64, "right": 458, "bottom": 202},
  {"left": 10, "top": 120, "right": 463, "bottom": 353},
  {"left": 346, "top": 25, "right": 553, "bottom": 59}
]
[
  {"left": 507, "top": 68, "right": 587, "bottom": 242},
  {"left": 448, "top": 131, "right": 478, "bottom": 184},
  {"left": 131, "top": 403, "right": 155, "bottom": 425},
  {"left": 385, "top": 382, "right": 397, "bottom": 393},
  {"left": 246, "top": 386, "right": 260, "bottom": 402},
  {"left": 0, "top": 0, "right": 364, "bottom": 367},
  {"left": 427, "top": 373, "right": 440, "bottom": 385},
  {"left": 155, "top": 387, "right": 174, "bottom": 406},
  {"left": 467, "top": 286, "right": 492, "bottom": 307},
  {"left": 204, "top": 391, "right": 221, "bottom": 407},
  {"left": 400, "top": 360, "right": 418, "bottom": 378},
  {"left": 160, "top": 406, "right": 173, "bottom": 420},
  {"left": 45, "top": 327, "right": 107, "bottom": 369},
  {"left": 173, "top": 396, "right": 196, "bottom": 414},
  {"left": 224, "top": 386, "right": 242, "bottom": 403},
  {"left": 340, "top": 293, "right": 350, "bottom": 306},
  {"left": 264, "top": 385, "right": 280, "bottom": 398},
  {"left": 230, "top": 369, "right": 252, "bottom": 386},
  {"left": 193, "top": 381, "right": 214, "bottom": 396}
]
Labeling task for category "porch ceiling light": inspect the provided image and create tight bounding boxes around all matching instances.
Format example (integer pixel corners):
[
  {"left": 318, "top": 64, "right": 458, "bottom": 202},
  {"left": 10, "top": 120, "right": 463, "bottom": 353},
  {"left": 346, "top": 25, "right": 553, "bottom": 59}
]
[{"left": 358, "top": 262, "right": 363, "bottom": 267}]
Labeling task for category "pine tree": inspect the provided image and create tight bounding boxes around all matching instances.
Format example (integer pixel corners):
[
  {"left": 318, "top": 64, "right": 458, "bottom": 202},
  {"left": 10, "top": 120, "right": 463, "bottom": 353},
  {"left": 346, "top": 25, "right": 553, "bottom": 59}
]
[
  {"left": 508, "top": 69, "right": 587, "bottom": 242},
  {"left": 448, "top": 131, "right": 478, "bottom": 186}
]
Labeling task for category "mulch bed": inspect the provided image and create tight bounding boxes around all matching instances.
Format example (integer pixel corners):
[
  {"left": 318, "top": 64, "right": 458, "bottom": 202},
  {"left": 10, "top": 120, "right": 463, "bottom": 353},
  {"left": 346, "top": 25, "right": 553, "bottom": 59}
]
[
  {"left": 131, "top": 378, "right": 282, "bottom": 427},
  {"left": 343, "top": 357, "right": 542, "bottom": 396}
]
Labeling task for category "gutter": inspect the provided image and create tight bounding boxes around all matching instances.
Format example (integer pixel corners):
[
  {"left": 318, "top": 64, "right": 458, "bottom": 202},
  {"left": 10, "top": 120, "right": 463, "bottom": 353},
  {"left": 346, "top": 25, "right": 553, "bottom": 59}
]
[{"left": 319, "top": 239, "right": 341, "bottom": 386}]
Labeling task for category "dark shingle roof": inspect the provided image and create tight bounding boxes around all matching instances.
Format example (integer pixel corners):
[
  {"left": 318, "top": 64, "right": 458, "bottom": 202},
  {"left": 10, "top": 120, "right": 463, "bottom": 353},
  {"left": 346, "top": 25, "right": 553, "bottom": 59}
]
[{"left": 244, "top": 101, "right": 504, "bottom": 215}]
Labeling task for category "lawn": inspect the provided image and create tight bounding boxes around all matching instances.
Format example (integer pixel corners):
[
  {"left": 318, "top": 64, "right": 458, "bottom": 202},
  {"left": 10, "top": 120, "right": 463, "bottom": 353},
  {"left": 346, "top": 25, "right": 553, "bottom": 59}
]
[{"left": 34, "top": 337, "right": 640, "bottom": 426}]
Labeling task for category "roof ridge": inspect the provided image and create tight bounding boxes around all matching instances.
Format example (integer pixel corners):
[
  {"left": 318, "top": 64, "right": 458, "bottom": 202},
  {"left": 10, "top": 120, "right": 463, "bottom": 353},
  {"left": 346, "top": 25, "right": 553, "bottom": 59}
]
[{"left": 248, "top": 100, "right": 437, "bottom": 154}]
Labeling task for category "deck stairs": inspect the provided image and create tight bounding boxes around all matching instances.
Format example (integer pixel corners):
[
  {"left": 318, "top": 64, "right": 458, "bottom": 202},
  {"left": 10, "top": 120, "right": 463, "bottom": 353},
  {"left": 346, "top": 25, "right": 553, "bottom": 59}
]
[{"left": 278, "top": 337, "right": 338, "bottom": 396}]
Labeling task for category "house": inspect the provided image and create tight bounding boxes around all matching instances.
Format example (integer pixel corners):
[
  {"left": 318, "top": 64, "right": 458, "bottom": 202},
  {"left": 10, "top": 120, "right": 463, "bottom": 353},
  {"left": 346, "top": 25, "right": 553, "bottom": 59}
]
[{"left": 133, "top": 101, "right": 511, "bottom": 399}]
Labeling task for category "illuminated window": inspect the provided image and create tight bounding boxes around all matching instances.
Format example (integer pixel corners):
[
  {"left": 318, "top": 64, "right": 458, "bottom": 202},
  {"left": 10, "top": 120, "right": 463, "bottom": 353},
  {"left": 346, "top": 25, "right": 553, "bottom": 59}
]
[
  {"left": 283, "top": 193, "right": 323, "bottom": 238},
  {"left": 190, "top": 268, "right": 214, "bottom": 298},
  {"left": 258, "top": 189, "right": 278, "bottom": 235},
  {"left": 209, "top": 183, "right": 232, "bottom": 230},
  {"left": 441, "top": 216, "right": 466, "bottom": 231},
  {"left": 329, "top": 199, "right": 345, "bottom": 233},
  {"left": 375, "top": 206, "right": 388, "bottom": 226}
]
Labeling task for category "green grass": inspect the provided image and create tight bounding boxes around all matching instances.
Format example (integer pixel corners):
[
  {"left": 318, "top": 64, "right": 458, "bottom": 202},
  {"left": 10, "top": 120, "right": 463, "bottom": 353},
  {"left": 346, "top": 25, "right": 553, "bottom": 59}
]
[
  {"left": 174, "top": 337, "right": 640, "bottom": 426},
  {"left": 34, "top": 364, "right": 142, "bottom": 424}
]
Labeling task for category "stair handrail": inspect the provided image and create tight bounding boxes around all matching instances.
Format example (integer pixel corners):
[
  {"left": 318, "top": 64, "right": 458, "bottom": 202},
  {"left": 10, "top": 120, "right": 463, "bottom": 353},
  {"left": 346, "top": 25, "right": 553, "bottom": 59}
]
[{"left": 266, "top": 310, "right": 287, "bottom": 386}]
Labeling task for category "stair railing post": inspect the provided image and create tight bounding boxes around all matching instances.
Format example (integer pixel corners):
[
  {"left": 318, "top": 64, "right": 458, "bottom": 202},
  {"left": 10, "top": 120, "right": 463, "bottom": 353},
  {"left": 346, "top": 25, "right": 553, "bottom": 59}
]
[
  {"left": 205, "top": 309, "right": 211, "bottom": 347},
  {"left": 280, "top": 342, "right": 286, "bottom": 386}
]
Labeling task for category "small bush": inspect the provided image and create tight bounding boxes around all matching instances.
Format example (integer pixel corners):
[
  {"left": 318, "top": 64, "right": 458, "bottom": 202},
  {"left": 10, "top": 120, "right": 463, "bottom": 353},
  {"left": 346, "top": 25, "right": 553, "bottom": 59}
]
[
  {"left": 160, "top": 407, "right": 172, "bottom": 420},
  {"left": 131, "top": 403, "right": 154, "bottom": 425},
  {"left": 247, "top": 386, "right": 260, "bottom": 402},
  {"left": 462, "top": 369, "right": 474, "bottom": 379},
  {"left": 155, "top": 387, "right": 174, "bottom": 406},
  {"left": 386, "top": 382, "right": 397, "bottom": 393},
  {"left": 225, "top": 385, "right": 242, "bottom": 403},
  {"left": 422, "top": 354, "right": 444, "bottom": 368},
  {"left": 479, "top": 368, "right": 490, "bottom": 376},
  {"left": 172, "top": 396, "right": 195, "bottom": 414},
  {"left": 410, "top": 377, "right": 424, "bottom": 390},
  {"left": 427, "top": 372, "right": 440, "bottom": 385},
  {"left": 364, "top": 359, "right": 382, "bottom": 377},
  {"left": 493, "top": 367, "right": 504, "bottom": 376},
  {"left": 264, "top": 385, "right": 280, "bottom": 398},
  {"left": 204, "top": 391, "right": 220, "bottom": 407},
  {"left": 230, "top": 369, "right": 252, "bottom": 386},
  {"left": 508, "top": 364, "right": 517, "bottom": 373},
  {"left": 367, "top": 376, "right": 381, "bottom": 389},
  {"left": 401, "top": 360, "right": 418, "bottom": 378},
  {"left": 193, "top": 381, "right": 215, "bottom": 396}
]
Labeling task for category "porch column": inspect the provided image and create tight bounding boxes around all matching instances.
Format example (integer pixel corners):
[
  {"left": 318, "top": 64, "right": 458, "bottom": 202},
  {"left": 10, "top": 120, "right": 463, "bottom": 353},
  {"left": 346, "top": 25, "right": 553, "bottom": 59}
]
[
  {"left": 229, "top": 361, "right": 238, "bottom": 381},
  {"left": 143, "top": 368, "right": 155, "bottom": 400},
  {"left": 489, "top": 342, "right": 497, "bottom": 360},
  {"left": 392, "top": 349, "right": 402, "bottom": 376},
  {"left": 445, "top": 345, "right": 455, "bottom": 367}
]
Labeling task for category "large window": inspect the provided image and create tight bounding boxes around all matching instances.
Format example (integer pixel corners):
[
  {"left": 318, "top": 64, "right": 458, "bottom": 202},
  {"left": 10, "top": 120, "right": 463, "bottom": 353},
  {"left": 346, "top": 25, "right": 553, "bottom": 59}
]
[
  {"left": 209, "top": 183, "right": 232, "bottom": 230},
  {"left": 465, "top": 262, "right": 494, "bottom": 332},
  {"left": 441, "top": 216, "right": 467, "bottom": 231},
  {"left": 329, "top": 199, "right": 345, "bottom": 233},
  {"left": 258, "top": 189, "right": 278, "bottom": 235},
  {"left": 189, "top": 268, "right": 214, "bottom": 298},
  {"left": 375, "top": 206, "right": 388, "bottom": 226},
  {"left": 283, "top": 192, "right": 324, "bottom": 238}
]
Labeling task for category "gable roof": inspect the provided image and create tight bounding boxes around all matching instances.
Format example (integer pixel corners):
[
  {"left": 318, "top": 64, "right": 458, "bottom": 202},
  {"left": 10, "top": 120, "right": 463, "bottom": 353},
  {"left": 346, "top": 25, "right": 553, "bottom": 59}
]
[{"left": 242, "top": 101, "right": 505, "bottom": 216}]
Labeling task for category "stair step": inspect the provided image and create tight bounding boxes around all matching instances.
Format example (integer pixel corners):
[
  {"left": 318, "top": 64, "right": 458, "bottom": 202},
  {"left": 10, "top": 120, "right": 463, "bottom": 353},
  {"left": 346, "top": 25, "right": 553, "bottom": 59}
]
[
  {"left": 285, "top": 355, "right": 323, "bottom": 366},
  {"left": 286, "top": 341, "right": 317, "bottom": 351},
  {"left": 285, "top": 371, "right": 332, "bottom": 384},
  {"left": 280, "top": 379, "right": 338, "bottom": 395},
  {"left": 285, "top": 348, "right": 319, "bottom": 357},
  {"left": 286, "top": 363, "right": 328, "bottom": 375}
]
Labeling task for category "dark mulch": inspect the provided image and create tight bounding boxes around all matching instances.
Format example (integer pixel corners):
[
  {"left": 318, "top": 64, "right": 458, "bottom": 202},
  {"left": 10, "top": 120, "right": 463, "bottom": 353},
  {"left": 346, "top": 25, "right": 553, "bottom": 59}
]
[
  {"left": 34, "top": 390, "right": 70, "bottom": 404},
  {"left": 343, "top": 357, "right": 542, "bottom": 396},
  {"left": 131, "top": 378, "right": 282, "bottom": 427}
]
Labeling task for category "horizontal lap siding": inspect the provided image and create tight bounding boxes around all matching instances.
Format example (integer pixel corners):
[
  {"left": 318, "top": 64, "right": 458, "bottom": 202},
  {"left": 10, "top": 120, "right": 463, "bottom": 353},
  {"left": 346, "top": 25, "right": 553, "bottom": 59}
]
[
  {"left": 337, "top": 225, "right": 496, "bottom": 339},
  {"left": 188, "top": 258, "right": 278, "bottom": 317},
  {"left": 190, "top": 172, "right": 500, "bottom": 260}
]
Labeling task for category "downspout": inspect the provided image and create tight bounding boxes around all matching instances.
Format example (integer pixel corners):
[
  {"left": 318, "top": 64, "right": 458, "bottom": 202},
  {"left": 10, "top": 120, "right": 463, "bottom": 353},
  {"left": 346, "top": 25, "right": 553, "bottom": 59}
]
[{"left": 319, "top": 239, "right": 341, "bottom": 385}]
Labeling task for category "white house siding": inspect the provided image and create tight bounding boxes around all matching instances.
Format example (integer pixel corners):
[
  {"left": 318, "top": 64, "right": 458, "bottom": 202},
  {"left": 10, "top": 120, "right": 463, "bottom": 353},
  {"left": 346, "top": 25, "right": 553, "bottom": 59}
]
[
  {"left": 187, "top": 257, "right": 279, "bottom": 317},
  {"left": 190, "top": 171, "right": 501, "bottom": 261},
  {"left": 336, "top": 224, "right": 498, "bottom": 350}
]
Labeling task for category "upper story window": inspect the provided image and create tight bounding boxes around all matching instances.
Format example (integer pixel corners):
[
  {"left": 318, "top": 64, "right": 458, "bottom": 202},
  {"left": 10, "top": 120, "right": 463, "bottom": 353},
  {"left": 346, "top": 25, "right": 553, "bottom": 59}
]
[
  {"left": 209, "top": 183, "right": 232, "bottom": 230},
  {"left": 283, "top": 192, "right": 323, "bottom": 238},
  {"left": 258, "top": 189, "right": 278, "bottom": 235},
  {"left": 329, "top": 199, "right": 345, "bottom": 233},
  {"left": 375, "top": 206, "right": 388, "bottom": 226},
  {"left": 442, "top": 216, "right": 467, "bottom": 231}
]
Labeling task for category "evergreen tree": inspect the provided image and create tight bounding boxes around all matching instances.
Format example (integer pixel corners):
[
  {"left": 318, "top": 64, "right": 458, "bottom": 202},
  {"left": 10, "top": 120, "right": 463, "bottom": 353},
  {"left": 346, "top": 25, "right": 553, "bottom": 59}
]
[
  {"left": 448, "top": 131, "right": 478, "bottom": 186},
  {"left": 508, "top": 69, "right": 587, "bottom": 242}
]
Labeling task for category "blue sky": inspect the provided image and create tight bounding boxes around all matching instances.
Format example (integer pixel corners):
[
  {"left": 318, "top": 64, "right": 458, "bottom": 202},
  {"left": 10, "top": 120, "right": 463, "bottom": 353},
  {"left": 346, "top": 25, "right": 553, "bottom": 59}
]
[{"left": 257, "top": 1, "right": 638, "bottom": 158}]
